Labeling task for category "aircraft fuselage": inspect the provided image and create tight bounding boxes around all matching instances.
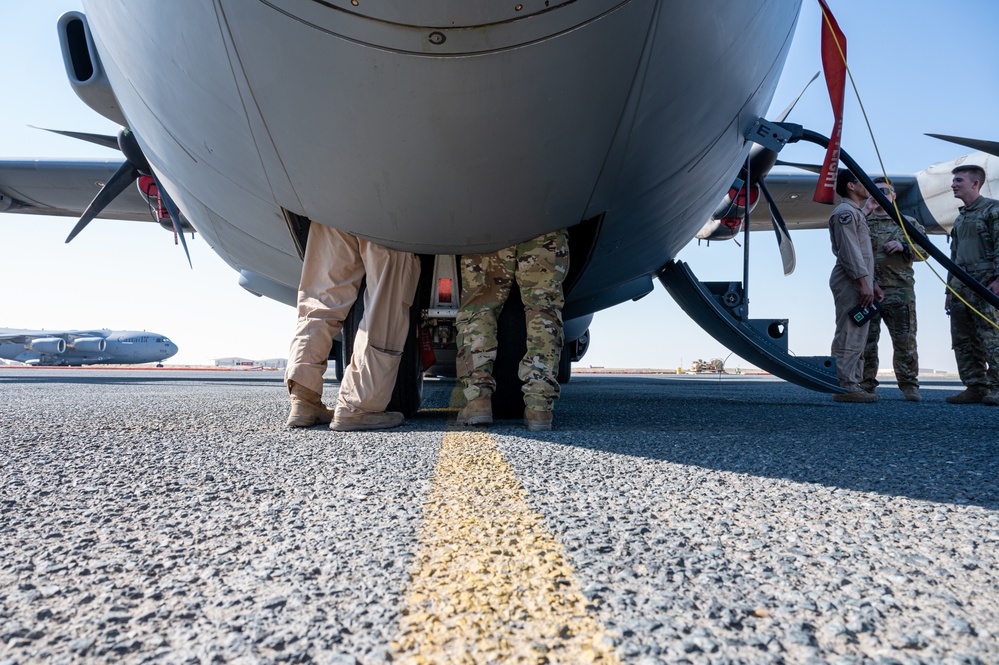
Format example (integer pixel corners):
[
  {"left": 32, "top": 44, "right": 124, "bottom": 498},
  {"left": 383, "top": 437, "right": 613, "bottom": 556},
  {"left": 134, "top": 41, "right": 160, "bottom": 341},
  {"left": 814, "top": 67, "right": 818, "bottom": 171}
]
[{"left": 77, "top": 0, "right": 803, "bottom": 318}]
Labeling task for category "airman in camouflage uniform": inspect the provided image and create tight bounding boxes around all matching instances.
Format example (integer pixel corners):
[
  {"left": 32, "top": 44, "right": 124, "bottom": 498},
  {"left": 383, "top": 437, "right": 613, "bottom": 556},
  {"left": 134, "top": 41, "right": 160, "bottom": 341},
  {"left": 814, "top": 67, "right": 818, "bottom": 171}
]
[
  {"left": 860, "top": 178, "right": 926, "bottom": 401},
  {"left": 945, "top": 164, "right": 999, "bottom": 406},
  {"left": 455, "top": 229, "right": 569, "bottom": 430}
]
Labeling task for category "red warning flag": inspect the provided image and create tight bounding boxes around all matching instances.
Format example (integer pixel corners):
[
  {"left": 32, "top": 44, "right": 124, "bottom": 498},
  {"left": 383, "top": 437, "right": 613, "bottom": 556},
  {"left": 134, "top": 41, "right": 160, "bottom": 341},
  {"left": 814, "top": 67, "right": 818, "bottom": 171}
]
[{"left": 814, "top": 0, "right": 847, "bottom": 204}]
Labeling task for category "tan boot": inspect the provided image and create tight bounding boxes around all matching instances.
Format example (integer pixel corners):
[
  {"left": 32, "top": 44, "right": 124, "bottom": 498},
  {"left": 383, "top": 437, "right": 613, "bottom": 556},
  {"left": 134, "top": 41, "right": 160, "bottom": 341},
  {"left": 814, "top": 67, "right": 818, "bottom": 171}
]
[
  {"left": 457, "top": 395, "right": 493, "bottom": 426},
  {"left": 832, "top": 390, "right": 880, "bottom": 403},
  {"left": 524, "top": 408, "right": 553, "bottom": 431},
  {"left": 901, "top": 387, "right": 922, "bottom": 402},
  {"left": 286, "top": 381, "right": 335, "bottom": 427},
  {"left": 331, "top": 408, "right": 405, "bottom": 432},
  {"left": 945, "top": 388, "right": 989, "bottom": 404}
]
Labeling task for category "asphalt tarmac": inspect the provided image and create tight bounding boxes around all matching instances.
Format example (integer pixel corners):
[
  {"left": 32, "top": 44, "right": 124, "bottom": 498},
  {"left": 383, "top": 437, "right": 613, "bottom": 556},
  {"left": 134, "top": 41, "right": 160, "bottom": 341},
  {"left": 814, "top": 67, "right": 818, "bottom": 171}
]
[{"left": 1, "top": 368, "right": 996, "bottom": 664}]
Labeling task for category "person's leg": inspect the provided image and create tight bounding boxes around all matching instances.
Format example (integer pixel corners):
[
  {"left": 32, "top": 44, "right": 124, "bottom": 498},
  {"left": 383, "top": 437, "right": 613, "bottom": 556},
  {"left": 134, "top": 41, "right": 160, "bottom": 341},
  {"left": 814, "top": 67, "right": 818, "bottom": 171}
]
[
  {"left": 285, "top": 225, "right": 364, "bottom": 426},
  {"left": 515, "top": 230, "right": 569, "bottom": 429},
  {"left": 860, "top": 310, "right": 883, "bottom": 393},
  {"left": 455, "top": 249, "right": 515, "bottom": 411},
  {"left": 884, "top": 300, "right": 920, "bottom": 397},
  {"left": 334, "top": 242, "right": 420, "bottom": 426}
]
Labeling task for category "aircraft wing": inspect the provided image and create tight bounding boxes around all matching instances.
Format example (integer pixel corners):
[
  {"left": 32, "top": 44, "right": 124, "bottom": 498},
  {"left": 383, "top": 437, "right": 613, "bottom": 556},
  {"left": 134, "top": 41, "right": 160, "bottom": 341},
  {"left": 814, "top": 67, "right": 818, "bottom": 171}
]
[
  {"left": 749, "top": 171, "right": 920, "bottom": 232},
  {"left": 0, "top": 328, "right": 108, "bottom": 344},
  {"left": 0, "top": 159, "right": 152, "bottom": 221}
]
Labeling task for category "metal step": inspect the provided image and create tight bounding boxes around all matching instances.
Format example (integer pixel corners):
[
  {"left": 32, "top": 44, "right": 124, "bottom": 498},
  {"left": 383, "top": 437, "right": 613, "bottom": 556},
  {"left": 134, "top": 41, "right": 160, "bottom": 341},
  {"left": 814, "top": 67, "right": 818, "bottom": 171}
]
[{"left": 658, "top": 260, "right": 844, "bottom": 393}]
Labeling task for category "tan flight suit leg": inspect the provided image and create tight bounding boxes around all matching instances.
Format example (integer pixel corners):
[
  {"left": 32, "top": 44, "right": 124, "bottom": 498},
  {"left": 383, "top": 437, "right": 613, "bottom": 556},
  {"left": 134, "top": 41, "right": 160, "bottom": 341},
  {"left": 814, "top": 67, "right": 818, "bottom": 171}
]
[
  {"left": 285, "top": 224, "right": 420, "bottom": 412},
  {"left": 829, "top": 267, "right": 870, "bottom": 391},
  {"left": 337, "top": 240, "right": 420, "bottom": 413}
]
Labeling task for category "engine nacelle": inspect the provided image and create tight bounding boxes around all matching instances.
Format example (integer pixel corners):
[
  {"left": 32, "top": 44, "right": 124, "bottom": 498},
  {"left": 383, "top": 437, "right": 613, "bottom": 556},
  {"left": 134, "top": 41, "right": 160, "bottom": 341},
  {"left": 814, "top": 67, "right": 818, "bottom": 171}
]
[
  {"left": 29, "top": 338, "right": 67, "bottom": 354},
  {"left": 696, "top": 183, "right": 761, "bottom": 241},
  {"left": 70, "top": 337, "right": 107, "bottom": 353},
  {"left": 695, "top": 217, "right": 745, "bottom": 241}
]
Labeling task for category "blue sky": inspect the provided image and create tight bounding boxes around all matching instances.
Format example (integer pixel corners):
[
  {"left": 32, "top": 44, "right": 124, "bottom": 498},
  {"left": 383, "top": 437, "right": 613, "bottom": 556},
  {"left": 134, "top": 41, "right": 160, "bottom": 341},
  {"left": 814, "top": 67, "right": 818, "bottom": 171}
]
[{"left": 1, "top": 1, "right": 997, "bottom": 371}]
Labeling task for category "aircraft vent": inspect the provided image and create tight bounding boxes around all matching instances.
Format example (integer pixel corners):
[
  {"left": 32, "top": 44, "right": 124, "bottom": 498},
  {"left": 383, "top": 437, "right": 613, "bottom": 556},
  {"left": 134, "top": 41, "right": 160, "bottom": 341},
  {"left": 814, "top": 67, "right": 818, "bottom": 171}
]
[
  {"left": 57, "top": 12, "right": 127, "bottom": 126},
  {"left": 63, "top": 17, "right": 94, "bottom": 81}
]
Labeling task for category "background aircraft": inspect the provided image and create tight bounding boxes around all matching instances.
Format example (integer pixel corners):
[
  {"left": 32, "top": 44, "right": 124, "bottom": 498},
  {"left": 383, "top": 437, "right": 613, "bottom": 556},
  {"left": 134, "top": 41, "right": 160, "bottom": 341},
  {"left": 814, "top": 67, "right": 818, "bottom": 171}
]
[{"left": 0, "top": 328, "right": 178, "bottom": 366}]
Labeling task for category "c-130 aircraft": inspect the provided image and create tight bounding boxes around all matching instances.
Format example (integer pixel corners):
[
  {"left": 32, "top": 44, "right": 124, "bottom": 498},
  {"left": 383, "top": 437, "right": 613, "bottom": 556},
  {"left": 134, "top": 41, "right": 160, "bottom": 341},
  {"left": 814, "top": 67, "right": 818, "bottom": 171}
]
[{"left": 0, "top": 1, "right": 996, "bottom": 415}]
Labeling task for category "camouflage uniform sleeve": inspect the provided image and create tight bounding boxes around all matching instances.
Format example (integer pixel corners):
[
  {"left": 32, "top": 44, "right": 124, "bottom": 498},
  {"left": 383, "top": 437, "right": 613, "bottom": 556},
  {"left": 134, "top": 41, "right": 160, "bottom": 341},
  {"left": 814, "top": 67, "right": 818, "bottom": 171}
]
[
  {"left": 947, "top": 217, "right": 960, "bottom": 290},
  {"left": 987, "top": 202, "right": 999, "bottom": 280},
  {"left": 902, "top": 215, "right": 928, "bottom": 262}
]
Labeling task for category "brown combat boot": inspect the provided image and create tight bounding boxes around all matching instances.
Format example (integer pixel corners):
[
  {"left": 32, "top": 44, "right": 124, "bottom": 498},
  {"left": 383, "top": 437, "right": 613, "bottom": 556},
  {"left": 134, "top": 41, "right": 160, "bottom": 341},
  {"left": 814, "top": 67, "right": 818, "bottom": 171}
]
[
  {"left": 832, "top": 390, "right": 880, "bottom": 403},
  {"left": 901, "top": 387, "right": 922, "bottom": 402},
  {"left": 457, "top": 395, "right": 493, "bottom": 426},
  {"left": 330, "top": 408, "right": 404, "bottom": 432},
  {"left": 524, "top": 408, "right": 553, "bottom": 431},
  {"left": 286, "top": 381, "right": 335, "bottom": 427},
  {"left": 945, "top": 388, "right": 989, "bottom": 404}
]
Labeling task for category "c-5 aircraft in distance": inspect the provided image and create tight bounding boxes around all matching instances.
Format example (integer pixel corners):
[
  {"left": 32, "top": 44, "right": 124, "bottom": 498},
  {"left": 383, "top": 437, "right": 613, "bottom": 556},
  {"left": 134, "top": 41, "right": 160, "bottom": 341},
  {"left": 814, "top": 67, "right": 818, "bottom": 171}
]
[
  {"left": 0, "top": 329, "right": 178, "bottom": 367},
  {"left": 0, "top": 2, "right": 996, "bottom": 415}
]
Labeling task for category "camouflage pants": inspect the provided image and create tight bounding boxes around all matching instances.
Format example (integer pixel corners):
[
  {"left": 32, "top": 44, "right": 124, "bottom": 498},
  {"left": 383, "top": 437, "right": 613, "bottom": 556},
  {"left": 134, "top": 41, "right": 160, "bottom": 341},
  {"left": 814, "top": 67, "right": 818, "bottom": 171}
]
[
  {"left": 950, "top": 283, "right": 999, "bottom": 393},
  {"left": 456, "top": 230, "right": 569, "bottom": 411},
  {"left": 860, "top": 298, "right": 919, "bottom": 392}
]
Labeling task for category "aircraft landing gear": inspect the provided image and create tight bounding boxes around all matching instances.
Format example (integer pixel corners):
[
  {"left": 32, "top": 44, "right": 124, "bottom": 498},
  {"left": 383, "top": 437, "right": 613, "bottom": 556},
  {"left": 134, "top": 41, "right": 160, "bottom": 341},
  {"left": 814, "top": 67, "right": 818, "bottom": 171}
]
[{"left": 658, "top": 260, "right": 842, "bottom": 393}]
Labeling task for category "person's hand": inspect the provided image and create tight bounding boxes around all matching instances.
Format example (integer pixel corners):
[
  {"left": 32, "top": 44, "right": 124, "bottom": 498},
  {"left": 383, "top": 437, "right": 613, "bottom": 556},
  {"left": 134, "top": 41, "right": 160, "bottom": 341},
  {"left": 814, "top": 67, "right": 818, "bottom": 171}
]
[
  {"left": 945, "top": 292, "right": 952, "bottom": 313},
  {"left": 883, "top": 240, "right": 904, "bottom": 254},
  {"left": 858, "top": 278, "right": 874, "bottom": 308},
  {"left": 874, "top": 283, "right": 885, "bottom": 302},
  {"left": 989, "top": 278, "right": 999, "bottom": 297},
  {"left": 863, "top": 196, "right": 879, "bottom": 215}
]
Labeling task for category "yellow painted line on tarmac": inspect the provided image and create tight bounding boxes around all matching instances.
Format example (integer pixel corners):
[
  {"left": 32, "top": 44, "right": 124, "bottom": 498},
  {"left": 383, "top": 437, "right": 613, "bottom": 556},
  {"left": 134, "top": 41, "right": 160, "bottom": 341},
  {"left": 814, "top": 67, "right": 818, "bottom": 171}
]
[{"left": 392, "top": 394, "right": 619, "bottom": 664}]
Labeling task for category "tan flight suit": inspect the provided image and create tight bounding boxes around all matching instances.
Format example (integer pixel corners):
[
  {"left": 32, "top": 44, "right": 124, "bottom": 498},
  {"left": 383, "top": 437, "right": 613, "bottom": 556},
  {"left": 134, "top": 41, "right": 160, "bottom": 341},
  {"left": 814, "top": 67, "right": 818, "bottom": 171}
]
[
  {"left": 948, "top": 195, "right": 999, "bottom": 393},
  {"left": 828, "top": 198, "right": 875, "bottom": 392},
  {"left": 285, "top": 223, "right": 420, "bottom": 414}
]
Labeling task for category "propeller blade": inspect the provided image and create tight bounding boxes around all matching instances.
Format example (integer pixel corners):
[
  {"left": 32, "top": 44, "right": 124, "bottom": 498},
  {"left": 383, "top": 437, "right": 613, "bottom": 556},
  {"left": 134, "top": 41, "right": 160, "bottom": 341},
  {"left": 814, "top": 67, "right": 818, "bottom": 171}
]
[
  {"left": 774, "top": 71, "right": 820, "bottom": 122},
  {"left": 31, "top": 126, "right": 120, "bottom": 151},
  {"left": 759, "top": 179, "right": 796, "bottom": 276},
  {"left": 65, "top": 161, "right": 140, "bottom": 243},
  {"left": 925, "top": 133, "right": 999, "bottom": 159},
  {"left": 775, "top": 160, "right": 823, "bottom": 174},
  {"left": 154, "top": 178, "right": 193, "bottom": 268}
]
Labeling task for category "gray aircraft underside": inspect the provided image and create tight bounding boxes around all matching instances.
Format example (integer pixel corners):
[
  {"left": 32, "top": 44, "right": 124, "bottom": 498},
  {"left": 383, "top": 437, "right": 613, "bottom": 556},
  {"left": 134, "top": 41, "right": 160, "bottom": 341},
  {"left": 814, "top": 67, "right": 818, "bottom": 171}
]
[
  {"left": 57, "top": 0, "right": 804, "bottom": 318},
  {"left": 0, "top": 328, "right": 178, "bottom": 366}
]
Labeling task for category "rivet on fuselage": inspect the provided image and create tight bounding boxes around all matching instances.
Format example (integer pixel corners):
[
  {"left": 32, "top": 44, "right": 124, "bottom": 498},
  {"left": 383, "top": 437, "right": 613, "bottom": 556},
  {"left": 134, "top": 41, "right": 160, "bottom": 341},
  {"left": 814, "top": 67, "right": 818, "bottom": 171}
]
[{"left": 428, "top": 31, "right": 446, "bottom": 45}]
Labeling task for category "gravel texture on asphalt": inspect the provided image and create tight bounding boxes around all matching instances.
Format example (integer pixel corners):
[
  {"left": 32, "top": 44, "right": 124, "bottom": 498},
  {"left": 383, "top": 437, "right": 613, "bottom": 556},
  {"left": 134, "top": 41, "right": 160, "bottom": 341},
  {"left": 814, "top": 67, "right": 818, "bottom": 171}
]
[{"left": 0, "top": 369, "right": 996, "bottom": 664}]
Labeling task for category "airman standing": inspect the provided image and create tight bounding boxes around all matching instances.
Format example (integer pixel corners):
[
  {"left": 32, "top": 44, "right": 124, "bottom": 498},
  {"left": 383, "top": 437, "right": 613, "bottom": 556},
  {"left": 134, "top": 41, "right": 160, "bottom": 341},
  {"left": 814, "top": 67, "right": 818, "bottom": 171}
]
[
  {"left": 828, "top": 168, "right": 883, "bottom": 402},
  {"left": 945, "top": 164, "right": 999, "bottom": 406},
  {"left": 455, "top": 230, "right": 569, "bottom": 431},
  {"left": 285, "top": 223, "right": 421, "bottom": 430},
  {"left": 860, "top": 177, "right": 926, "bottom": 401}
]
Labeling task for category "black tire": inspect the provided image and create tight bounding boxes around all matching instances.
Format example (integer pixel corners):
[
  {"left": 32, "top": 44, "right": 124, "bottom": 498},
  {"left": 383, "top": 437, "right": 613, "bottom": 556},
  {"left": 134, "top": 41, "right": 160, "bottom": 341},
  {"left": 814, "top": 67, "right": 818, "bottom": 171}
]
[
  {"left": 330, "top": 339, "right": 345, "bottom": 382},
  {"left": 556, "top": 343, "right": 571, "bottom": 384},
  {"left": 342, "top": 281, "right": 423, "bottom": 417},
  {"left": 491, "top": 285, "right": 528, "bottom": 419}
]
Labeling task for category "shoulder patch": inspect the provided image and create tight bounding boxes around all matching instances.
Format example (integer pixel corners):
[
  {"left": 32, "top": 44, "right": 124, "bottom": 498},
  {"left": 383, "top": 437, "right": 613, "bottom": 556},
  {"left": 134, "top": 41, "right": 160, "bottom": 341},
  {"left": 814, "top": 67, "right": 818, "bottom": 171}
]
[{"left": 838, "top": 212, "right": 854, "bottom": 224}]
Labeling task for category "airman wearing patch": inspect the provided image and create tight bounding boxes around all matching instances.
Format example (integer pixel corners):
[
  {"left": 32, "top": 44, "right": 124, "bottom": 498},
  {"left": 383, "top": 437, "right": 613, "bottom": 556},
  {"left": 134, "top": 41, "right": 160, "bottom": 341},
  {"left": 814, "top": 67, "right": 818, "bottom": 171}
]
[
  {"left": 828, "top": 168, "right": 884, "bottom": 402},
  {"left": 455, "top": 230, "right": 569, "bottom": 430},
  {"left": 945, "top": 164, "right": 999, "bottom": 406},
  {"left": 860, "top": 177, "right": 926, "bottom": 401}
]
